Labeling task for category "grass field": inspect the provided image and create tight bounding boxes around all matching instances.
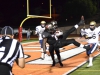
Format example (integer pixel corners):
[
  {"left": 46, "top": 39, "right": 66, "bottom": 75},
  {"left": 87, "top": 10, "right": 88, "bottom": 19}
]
[{"left": 69, "top": 54, "right": 100, "bottom": 75}]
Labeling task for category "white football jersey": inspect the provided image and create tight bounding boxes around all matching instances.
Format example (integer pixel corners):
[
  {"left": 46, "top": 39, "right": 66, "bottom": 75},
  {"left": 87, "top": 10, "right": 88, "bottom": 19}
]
[
  {"left": 85, "top": 27, "right": 100, "bottom": 43},
  {"left": 35, "top": 25, "right": 45, "bottom": 40}
]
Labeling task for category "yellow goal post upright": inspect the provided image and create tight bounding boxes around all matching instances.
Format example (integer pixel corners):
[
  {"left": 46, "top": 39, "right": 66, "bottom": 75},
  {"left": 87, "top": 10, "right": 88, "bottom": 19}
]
[{"left": 19, "top": 0, "right": 52, "bottom": 42}]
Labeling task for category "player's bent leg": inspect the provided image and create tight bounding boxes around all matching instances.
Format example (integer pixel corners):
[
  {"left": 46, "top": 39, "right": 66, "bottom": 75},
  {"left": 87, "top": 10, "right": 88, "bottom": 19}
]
[
  {"left": 61, "top": 39, "right": 91, "bottom": 50},
  {"left": 86, "top": 43, "right": 97, "bottom": 67}
]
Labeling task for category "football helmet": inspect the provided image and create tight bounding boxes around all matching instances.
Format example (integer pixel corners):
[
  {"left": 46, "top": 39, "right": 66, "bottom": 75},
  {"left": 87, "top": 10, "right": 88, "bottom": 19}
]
[
  {"left": 90, "top": 21, "right": 96, "bottom": 26},
  {"left": 51, "top": 20, "right": 57, "bottom": 25},
  {"left": 51, "top": 20, "right": 58, "bottom": 29},
  {"left": 89, "top": 21, "right": 96, "bottom": 31},
  {"left": 41, "top": 21, "right": 46, "bottom": 24},
  {"left": 41, "top": 21, "right": 46, "bottom": 27},
  {"left": 46, "top": 23, "right": 53, "bottom": 30}
]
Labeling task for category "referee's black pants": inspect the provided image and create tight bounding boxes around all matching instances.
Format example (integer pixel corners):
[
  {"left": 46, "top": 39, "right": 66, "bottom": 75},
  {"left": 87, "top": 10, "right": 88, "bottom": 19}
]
[{"left": 0, "top": 63, "right": 12, "bottom": 75}]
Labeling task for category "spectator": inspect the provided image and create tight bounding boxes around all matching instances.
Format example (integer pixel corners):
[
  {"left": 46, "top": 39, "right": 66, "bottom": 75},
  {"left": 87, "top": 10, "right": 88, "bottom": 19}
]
[{"left": 27, "top": 28, "right": 31, "bottom": 40}]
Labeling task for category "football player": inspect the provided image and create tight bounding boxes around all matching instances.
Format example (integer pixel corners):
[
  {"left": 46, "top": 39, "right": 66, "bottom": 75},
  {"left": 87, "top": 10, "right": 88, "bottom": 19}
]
[
  {"left": 82, "top": 21, "right": 100, "bottom": 67},
  {"left": 35, "top": 21, "right": 48, "bottom": 59}
]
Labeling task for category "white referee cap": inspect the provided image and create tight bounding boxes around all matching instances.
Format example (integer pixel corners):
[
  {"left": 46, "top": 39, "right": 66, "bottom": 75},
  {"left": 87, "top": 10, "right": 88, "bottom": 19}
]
[{"left": 1, "top": 26, "right": 14, "bottom": 35}]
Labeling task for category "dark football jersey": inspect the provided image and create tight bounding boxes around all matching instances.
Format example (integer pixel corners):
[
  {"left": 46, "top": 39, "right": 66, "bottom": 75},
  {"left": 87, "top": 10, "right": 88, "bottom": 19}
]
[{"left": 42, "top": 30, "right": 56, "bottom": 45}]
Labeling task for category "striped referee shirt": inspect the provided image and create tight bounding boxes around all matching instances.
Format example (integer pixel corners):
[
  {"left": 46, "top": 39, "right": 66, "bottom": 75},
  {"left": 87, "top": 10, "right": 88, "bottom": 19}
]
[{"left": 0, "top": 36, "right": 24, "bottom": 67}]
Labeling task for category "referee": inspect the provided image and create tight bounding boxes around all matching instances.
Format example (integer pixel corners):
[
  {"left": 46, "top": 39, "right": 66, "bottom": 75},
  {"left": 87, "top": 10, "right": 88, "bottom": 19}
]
[{"left": 0, "top": 26, "right": 25, "bottom": 75}]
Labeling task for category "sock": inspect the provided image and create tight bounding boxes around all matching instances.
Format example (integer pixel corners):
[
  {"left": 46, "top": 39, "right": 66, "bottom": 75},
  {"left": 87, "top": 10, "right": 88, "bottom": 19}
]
[
  {"left": 79, "top": 44, "right": 84, "bottom": 48},
  {"left": 45, "top": 54, "right": 48, "bottom": 57},
  {"left": 46, "top": 47, "right": 49, "bottom": 50},
  {"left": 41, "top": 48, "right": 44, "bottom": 58},
  {"left": 88, "top": 57, "right": 93, "bottom": 65}
]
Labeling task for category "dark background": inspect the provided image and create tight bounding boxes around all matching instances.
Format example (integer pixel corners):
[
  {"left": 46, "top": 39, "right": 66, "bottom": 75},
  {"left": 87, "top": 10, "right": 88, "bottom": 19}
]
[{"left": 0, "top": 0, "right": 100, "bottom": 30}]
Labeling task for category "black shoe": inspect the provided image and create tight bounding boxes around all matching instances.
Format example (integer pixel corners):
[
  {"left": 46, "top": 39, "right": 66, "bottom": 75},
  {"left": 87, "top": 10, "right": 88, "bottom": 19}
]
[
  {"left": 51, "top": 61, "right": 55, "bottom": 67},
  {"left": 59, "top": 62, "right": 63, "bottom": 67},
  {"left": 84, "top": 45, "right": 91, "bottom": 51}
]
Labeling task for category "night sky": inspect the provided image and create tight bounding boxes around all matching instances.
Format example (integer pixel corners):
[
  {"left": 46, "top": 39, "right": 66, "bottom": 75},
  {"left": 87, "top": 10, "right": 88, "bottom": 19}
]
[
  {"left": 0, "top": 0, "right": 64, "bottom": 17},
  {"left": 0, "top": 0, "right": 65, "bottom": 28}
]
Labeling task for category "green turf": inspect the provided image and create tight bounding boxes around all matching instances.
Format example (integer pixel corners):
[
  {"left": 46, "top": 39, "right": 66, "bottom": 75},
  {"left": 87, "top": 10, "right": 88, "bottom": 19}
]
[{"left": 70, "top": 54, "right": 100, "bottom": 75}]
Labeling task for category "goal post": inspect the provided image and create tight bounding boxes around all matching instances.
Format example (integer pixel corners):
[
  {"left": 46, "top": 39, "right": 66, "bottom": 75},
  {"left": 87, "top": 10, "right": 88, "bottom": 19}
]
[{"left": 19, "top": 0, "right": 52, "bottom": 42}]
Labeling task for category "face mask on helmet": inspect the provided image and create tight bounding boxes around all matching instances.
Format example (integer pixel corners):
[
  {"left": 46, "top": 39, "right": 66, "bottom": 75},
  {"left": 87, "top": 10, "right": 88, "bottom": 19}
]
[
  {"left": 53, "top": 24, "right": 58, "bottom": 29},
  {"left": 41, "top": 24, "right": 45, "bottom": 28},
  {"left": 90, "top": 25, "right": 95, "bottom": 31},
  {"left": 55, "top": 30, "right": 63, "bottom": 37}
]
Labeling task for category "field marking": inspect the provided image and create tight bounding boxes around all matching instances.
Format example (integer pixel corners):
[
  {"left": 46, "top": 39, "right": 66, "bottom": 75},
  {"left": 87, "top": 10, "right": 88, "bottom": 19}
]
[
  {"left": 22, "top": 40, "right": 100, "bottom": 75},
  {"left": 26, "top": 47, "right": 86, "bottom": 64},
  {"left": 76, "top": 70, "right": 100, "bottom": 71},
  {"left": 24, "top": 50, "right": 42, "bottom": 52}
]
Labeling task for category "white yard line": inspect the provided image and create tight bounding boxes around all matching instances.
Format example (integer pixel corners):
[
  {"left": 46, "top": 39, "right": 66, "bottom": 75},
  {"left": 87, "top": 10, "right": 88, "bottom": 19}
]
[
  {"left": 24, "top": 50, "right": 42, "bottom": 52},
  {"left": 21, "top": 41, "right": 39, "bottom": 45},
  {"left": 26, "top": 47, "right": 86, "bottom": 64}
]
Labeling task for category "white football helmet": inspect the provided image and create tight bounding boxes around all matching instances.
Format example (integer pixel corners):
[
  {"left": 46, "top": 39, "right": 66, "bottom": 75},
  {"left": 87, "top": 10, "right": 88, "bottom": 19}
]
[
  {"left": 90, "top": 21, "right": 96, "bottom": 30},
  {"left": 41, "top": 21, "right": 46, "bottom": 27},
  {"left": 41, "top": 21, "right": 46, "bottom": 24}
]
